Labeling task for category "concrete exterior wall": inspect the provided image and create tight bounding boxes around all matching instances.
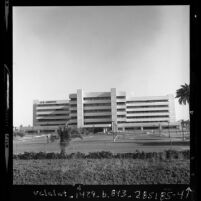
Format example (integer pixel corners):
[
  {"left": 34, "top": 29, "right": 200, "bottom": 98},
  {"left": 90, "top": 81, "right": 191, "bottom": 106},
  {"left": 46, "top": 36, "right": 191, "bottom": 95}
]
[
  {"left": 33, "top": 100, "right": 39, "bottom": 126},
  {"left": 111, "top": 88, "right": 117, "bottom": 126},
  {"left": 77, "top": 89, "right": 84, "bottom": 128}
]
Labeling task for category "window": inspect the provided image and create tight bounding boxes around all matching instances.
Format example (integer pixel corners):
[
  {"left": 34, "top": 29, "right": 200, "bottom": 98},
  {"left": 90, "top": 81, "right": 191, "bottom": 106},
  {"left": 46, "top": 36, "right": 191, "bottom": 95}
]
[
  {"left": 117, "top": 109, "right": 125, "bottom": 112},
  {"left": 125, "top": 120, "right": 168, "bottom": 123},
  {"left": 127, "top": 110, "right": 169, "bottom": 113},
  {"left": 126, "top": 100, "right": 168, "bottom": 103},
  {"left": 117, "top": 115, "right": 126, "bottom": 118},
  {"left": 70, "top": 110, "right": 77, "bottom": 113},
  {"left": 37, "top": 103, "right": 68, "bottom": 107},
  {"left": 37, "top": 119, "right": 68, "bottom": 122},
  {"left": 117, "top": 121, "right": 126, "bottom": 123},
  {"left": 37, "top": 114, "right": 68, "bottom": 117},
  {"left": 84, "top": 103, "right": 111, "bottom": 106},
  {"left": 126, "top": 105, "right": 168, "bottom": 108},
  {"left": 127, "top": 115, "right": 169, "bottom": 119},
  {"left": 84, "top": 122, "right": 111, "bottom": 125},
  {"left": 84, "top": 109, "right": 111, "bottom": 113},
  {"left": 71, "top": 116, "right": 77, "bottom": 119},
  {"left": 84, "top": 115, "right": 111, "bottom": 119},
  {"left": 117, "top": 102, "right": 125, "bottom": 105},
  {"left": 36, "top": 108, "right": 68, "bottom": 111},
  {"left": 84, "top": 97, "right": 111, "bottom": 100},
  {"left": 116, "top": 96, "right": 126, "bottom": 99}
]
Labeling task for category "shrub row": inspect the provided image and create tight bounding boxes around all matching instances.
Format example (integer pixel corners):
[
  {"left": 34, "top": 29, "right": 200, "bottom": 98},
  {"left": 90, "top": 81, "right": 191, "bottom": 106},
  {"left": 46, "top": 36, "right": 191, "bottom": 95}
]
[
  {"left": 13, "top": 150, "right": 190, "bottom": 160},
  {"left": 13, "top": 158, "right": 190, "bottom": 185}
]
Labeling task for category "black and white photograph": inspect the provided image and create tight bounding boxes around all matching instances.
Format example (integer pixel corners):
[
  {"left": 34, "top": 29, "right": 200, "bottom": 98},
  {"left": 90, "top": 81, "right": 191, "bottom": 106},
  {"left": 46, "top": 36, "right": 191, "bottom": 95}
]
[{"left": 12, "top": 5, "right": 190, "bottom": 186}]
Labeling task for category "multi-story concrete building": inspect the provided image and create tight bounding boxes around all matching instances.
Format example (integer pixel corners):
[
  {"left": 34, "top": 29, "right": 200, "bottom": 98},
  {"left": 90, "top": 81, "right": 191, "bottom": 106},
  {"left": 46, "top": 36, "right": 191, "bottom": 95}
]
[
  {"left": 67, "top": 89, "right": 177, "bottom": 132},
  {"left": 33, "top": 100, "right": 69, "bottom": 132},
  {"left": 31, "top": 88, "right": 179, "bottom": 134}
]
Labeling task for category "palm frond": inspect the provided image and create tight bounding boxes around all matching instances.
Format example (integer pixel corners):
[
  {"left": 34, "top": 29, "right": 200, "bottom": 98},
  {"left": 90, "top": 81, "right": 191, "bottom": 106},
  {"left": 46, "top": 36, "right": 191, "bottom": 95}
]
[{"left": 176, "top": 83, "right": 190, "bottom": 105}]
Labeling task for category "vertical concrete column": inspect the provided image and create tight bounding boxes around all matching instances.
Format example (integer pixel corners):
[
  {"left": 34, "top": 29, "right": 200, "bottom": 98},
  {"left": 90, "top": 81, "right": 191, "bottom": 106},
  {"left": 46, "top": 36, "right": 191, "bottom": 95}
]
[
  {"left": 33, "top": 100, "right": 39, "bottom": 126},
  {"left": 168, "top": 94, "right": 176, "bottom": 123},
  {"left": 111, "top": 88, "right": 117, "bottom": 131},
  {"left": 77, "top": 89, "right": 84, "bottom": 128}
]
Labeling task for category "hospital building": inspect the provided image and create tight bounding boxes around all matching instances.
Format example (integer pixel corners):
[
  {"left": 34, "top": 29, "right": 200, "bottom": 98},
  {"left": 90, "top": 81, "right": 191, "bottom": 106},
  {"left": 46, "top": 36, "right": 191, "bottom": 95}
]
[{"left": 30, "top": 88, "right": 179, "bottom": 134}]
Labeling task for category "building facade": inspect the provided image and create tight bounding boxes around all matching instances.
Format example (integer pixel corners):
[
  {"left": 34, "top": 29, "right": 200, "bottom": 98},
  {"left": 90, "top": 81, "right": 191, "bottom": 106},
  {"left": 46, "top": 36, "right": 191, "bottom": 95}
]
[
  {"left": 33, "top": 100, "right": 69, "bottom": 128},
  {"left": 31, "top": 88, "right": 179, "bottom": 133}
]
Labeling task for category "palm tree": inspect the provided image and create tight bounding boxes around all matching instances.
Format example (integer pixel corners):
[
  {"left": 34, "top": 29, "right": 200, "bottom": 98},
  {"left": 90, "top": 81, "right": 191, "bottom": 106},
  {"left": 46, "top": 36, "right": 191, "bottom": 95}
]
[
  {"left": 175, "top": 83, "right": 190, "bottom": 105},
  {"left": 57, "top": 126, "right": 83, "bottom": 155},
  {"left": 176, "top": 83, "right": 190, "bottom": 141}
]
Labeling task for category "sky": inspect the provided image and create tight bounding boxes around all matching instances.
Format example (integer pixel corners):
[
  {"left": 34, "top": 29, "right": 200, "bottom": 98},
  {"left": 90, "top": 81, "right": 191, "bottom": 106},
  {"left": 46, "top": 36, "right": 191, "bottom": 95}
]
[{"left": 13, "top": 6, "right": 190, "bottom": 127}]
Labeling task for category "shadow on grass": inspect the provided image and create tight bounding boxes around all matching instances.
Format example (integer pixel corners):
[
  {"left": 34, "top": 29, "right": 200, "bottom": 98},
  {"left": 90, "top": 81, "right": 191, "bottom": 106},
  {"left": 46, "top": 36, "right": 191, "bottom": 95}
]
[{"left": 136, "top": 140, "right": 190, "bottom": 146}]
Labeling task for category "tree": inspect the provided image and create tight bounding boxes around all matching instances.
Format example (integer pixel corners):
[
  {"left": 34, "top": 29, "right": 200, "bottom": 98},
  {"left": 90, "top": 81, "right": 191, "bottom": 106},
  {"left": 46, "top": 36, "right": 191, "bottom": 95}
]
[
  {"left": 57, "top": 126, "right": 83, "bottom": 155},
  {"left": 175, "top": 83, "right": 190, "bottom": 105}
]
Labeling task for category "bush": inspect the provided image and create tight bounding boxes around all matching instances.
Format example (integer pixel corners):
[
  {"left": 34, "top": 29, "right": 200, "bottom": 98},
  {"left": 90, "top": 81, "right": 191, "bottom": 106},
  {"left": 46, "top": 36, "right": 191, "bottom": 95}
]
[
  {"left": 14, "top": 150, "right": 190, "bottom": 160},
  {"left": 13, "top": 131, "right": 25, "bottom": 138},
  {"left": 13, "top": 158, "right": 190, "bottom": 185}
]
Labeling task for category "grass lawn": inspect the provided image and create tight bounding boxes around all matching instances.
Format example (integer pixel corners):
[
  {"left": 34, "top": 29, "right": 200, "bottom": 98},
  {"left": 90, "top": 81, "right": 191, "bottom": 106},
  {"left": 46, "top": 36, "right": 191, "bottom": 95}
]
[
  {"left": 13, "top": 158, "right": 190, "bottom": 185},
  {"left": 13, "top": 133, "right": 190, "bottom": 154}
]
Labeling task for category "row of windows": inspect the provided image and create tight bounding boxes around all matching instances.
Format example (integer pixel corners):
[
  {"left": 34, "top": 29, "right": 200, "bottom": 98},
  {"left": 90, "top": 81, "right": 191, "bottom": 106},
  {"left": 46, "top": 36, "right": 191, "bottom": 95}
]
[
  {"left": 117, "top": 121, "right": 126, "bottom": 123},
  {"left": 70, "top": 104, "right": 77, "bottom": 107},
  {"left": 125, "top": 127, "right": 141, "bottom": 130},
  {"left": 36, "top": 104, "right": 169, "bottom": 110},
  {"left": 68, "top": 123, "right": 77, "bottom": 126},
  {"left": 117, "top": 102, "right": 126, "bottom": 105},
  {"left": 70, "top": 98, "right": 77, "bottom": 101},
  {"left": 125, "top": 121, "right": 169, "bottom": 123},
  {"left": 39, "top": 124, "right": 65, "bottom": 126},
  {"left": 84, "top": 103, "right": 111, "bottom": 107},
  {"left": 116, "top": 96, "right": 126, "bottom": 99},
  {"left": 37, "top": 114, "right": 69, "bottom": 117},
  {"left": 127, "top": 110, "right": 169, "bottom": 114},
  {"left": 117, "top": 115, "right": 126, "bottom": 118},
  {"left": 36, "top": 108, "right": 69, "bottom": 112},
  {"left": 117, "top": 109, "right": 126, "bottom": 112},
  {"left": 127, "top": 105, "right": 168, "bottom": 109},
  {"left": 124, "top": 126, "right": 160, "bottom": 130},
  {"left": 70, "top": 116, "right": 77, "bottom": 119},
  {"left": 70, "top": 110, "right": 77, "bottom": 113},
  {"left": 84, "top": 97, "right": 111, "bottom": 100},
  {"left": 127, "top": 115, "right": 169, "bottom": 119},
  {"left": 37, "top": 119, "right": 68, "bottom": 122},
  {"left": 126, "top": 100, "right": 168, "bottom": 103},
  {"left": 84, "top": 122, "right": 112, "bottom": 125},
  {"left": 84, "top": 115, "right": 111, "bottom": 119},
  {"left": 36, "top": 104, "right": 69, "bottom": 107},
  {"left": 84, "top": 109, "right": 111, "bottom": 113}
]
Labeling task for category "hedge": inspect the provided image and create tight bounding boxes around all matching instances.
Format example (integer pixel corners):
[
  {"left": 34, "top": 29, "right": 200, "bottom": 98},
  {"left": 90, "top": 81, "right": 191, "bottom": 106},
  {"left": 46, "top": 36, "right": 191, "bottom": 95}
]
[{"left": 13, "top": 149, "right": 190, "bottom": 160}]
